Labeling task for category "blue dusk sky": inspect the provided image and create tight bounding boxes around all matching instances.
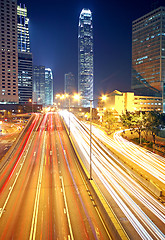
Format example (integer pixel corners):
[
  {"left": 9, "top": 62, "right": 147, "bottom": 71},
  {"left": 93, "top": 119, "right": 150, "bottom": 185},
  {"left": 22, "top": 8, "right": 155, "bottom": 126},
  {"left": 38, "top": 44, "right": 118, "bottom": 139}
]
[{"left": 18, "top": 0, "right": 158, "bottom": 97}]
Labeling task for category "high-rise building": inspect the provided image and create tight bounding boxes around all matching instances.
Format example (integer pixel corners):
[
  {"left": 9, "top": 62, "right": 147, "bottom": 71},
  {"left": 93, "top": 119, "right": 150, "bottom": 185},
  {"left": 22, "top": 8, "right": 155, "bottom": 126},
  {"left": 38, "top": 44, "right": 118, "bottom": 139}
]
[
  {"left": 45, "top": 68, "right": 53, "bottom": 106},
  {"left": 0, "top": 0, "right": 18, "bottom": 104},
  {"left": 17, "top": 4, "right": 33, "bottom": 104},
  {"left": 132, "top": 6, "right": 165, "bottom": 112},
  {"left": 17, "top": 4, "right": 30, "bottom": 53},
  {"left": 78, "top": 8, "right": 93, "bottom": 107},
  {"left": 64, "top": 72, "right": 75, "bottom": 95},
  {"left": 33, "top": 65, "right": 45, "bottom": 105}
]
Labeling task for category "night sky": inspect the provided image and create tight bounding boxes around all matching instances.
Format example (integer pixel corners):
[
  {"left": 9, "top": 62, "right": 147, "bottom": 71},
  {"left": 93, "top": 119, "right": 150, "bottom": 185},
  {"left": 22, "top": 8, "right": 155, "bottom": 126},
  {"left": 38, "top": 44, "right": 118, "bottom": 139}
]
[{"left": 18, "top": 0, "right": 154, "bottom": 98}]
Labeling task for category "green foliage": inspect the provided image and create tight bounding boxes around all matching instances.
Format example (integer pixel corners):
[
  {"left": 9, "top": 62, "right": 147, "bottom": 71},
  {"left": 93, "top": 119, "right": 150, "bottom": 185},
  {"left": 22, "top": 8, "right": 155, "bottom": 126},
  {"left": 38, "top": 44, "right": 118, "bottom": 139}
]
[
  {"left": 103, "top": 110, "right": 116, "bottom": 132},
  {"left": 84, "top": 112, "right": 90, "bottom": 120},
  {"left": 120, "top": 111, "right": 164, "bottom": 144}
]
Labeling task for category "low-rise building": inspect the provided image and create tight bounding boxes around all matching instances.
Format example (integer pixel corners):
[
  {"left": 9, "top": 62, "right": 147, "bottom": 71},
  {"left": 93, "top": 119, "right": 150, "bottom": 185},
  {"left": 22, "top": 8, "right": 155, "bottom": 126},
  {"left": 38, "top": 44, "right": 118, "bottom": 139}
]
[
  {"left": 134, "top": 96, "right": 162, "bottom": 112},
  {"left": 97, "top": 90, "right": 162, "bottom": 117}
]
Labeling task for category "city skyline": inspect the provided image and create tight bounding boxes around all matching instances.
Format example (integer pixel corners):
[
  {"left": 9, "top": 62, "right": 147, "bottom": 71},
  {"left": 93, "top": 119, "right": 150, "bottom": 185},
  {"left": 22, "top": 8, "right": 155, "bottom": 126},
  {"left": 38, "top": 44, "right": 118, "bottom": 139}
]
[
  {"left": 15, "top": 0, "right": 159, "bottom": 94},
  {"left": 17, "top": 0, "right": 162, "bottom": 98}
]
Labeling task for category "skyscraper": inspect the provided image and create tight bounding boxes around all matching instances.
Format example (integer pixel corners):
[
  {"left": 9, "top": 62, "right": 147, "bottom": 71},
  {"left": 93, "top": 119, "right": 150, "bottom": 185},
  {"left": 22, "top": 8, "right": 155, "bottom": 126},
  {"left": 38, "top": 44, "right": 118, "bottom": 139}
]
[
  {"left": 17, "top": 4, "right": 33, "bottom": 104},
  {"left": 33, "top": 65, "right": 45, "bottom": 105},
  {"left": 132, "top": 6, "right": 165, "bottom": 112},
  {"left": 64, "top": 72, "right": 75, "bottom": 95},
  {"left": 17, "top": 4, "right": 30, "bottom": 53},
  {"left": 45, "top": 68, "right": 53, "bottom": 106},
  {"left": 0, "top": 0, "right": 18, "bottom": 104},
  {"left": 78, "top": 8, "right": 93, "bottom": 107}
]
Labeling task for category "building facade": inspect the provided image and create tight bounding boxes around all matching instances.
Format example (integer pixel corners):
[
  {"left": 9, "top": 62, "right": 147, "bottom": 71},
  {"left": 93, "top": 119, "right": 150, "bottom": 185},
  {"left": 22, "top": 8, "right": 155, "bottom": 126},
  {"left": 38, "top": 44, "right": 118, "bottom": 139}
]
[
  {"left": 0, "top": 0, "right": 18, "bottom": 104},
  {"left": 132, "top": 6, "right": 165, "bottom": 112},
  {"left": 18, "top": 52, "right": 32, "bottom": 104},
  {"left": 97, "top": 90, "right": 162, "bottom": 116},
  {"left": 64, "top": 72, "right": 75, "bottom": 95},
  {"left": 78, "top": 8, "right": 93, "bottom": 107},
  {"left": 45, "top": 68, "right": 53, "bottom": 106},
  {"left": 33, "top": 65, "right": 45, "bottom": 105},
  {"left": 17, "top": 4, "right": 33, "bottom": 105},
  {"left": 134, "top": 95, "right": 162, "bottom": 112}
]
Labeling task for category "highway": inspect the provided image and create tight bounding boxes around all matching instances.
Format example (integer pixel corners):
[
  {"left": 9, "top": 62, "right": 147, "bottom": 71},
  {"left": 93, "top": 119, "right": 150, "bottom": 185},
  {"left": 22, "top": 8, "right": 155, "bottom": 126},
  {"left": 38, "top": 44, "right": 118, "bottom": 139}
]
[
  {"left": 0, "top": 112, "right": 111, "bottom": 239},
  {"left": 61, "top": 110, "right": 165, "bottom": 240}
]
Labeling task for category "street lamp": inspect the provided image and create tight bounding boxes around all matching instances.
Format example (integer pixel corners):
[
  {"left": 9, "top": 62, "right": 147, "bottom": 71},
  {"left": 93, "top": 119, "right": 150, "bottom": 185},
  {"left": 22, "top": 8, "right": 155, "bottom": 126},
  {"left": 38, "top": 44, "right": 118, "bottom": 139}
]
[
  {"left": 74, "top": 94, "right": 106, "bottom": 180},
  {"left": 29, "top": 98, "right": 33, "bottom": 113}
]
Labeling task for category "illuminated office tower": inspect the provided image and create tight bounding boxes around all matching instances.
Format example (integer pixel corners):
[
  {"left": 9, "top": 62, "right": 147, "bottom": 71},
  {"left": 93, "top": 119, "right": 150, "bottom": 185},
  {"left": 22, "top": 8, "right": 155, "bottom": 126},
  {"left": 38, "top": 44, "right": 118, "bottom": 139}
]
[
  {"left": 132, "top": 6, "right": 165, "bottom": 112},
  {"left": 17, "top": 4, "right": 30, "bottom": 53},
  {"left": 45, "top": 68, "right": 53, "bottom": 106},
  {"left": 78, "top": 8, "right": 93, "bottom": 107},
  {"left": 17, "top": 4, "right": 33, "bottom": 104},
  {"left": 0, "top": 0, "right": 18, "bottom": 104},
  {"left": 33, "top": 65, "right": 45, "bottom": 105},
  {"left": 64, "top": 72, "right": 75, "bottom": 95}
]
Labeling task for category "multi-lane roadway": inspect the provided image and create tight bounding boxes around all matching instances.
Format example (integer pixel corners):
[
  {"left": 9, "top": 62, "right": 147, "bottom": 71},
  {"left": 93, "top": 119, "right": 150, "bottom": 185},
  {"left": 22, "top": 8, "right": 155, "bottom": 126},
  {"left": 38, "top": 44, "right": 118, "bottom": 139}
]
[{"left": 1, "top": 110, "right": 165, "bottom": 240}]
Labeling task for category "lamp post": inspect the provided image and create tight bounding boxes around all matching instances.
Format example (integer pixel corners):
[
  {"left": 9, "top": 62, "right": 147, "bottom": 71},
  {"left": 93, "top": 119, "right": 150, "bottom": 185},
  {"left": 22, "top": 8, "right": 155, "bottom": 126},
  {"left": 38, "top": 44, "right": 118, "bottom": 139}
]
[
  {"left": 89, "top": 99, "right": 92, "bottom": 180},
  {"left": 74, "top": 94, "right": 107, "bottom": 180}
]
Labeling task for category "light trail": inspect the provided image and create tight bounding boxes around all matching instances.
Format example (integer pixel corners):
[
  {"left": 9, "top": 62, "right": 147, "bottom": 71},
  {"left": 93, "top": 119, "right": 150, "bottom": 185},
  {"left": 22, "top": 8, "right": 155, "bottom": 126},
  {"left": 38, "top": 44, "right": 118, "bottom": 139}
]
[
  {"left": 60, "top": 110, "right": 165, "bottom": 240},
  {"left": 56, "top": 112, "right": 105, "bottom": 240},
  {"left": 29, "top": 130, "right": 46, "bottom": 240},
  {"left": 90, "top": 126, "right": 165, "bottom": 184},
  {"left": 0, "top": 114, "right": 46, "bottom": 239},
  {"left": 0, "top": 114, "right": 40, "bottom": 195}
]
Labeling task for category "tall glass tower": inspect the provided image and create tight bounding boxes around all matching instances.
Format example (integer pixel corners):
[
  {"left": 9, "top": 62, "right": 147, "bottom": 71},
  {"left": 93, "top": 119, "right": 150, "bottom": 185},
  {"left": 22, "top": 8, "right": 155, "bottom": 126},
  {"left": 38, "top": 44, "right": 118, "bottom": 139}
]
[
  {"left": 78, "top": 9, "right": 93, "bottom": 107},
  {"left": 33, "top": 65, "right": 45, "bottom": 105},
  {"left": 17, "top": 4, "right": 33, "bottom": 104},
  {"left": 132, "top": 6, "right": 165, "bottom": 112},
  {"left": 45, "top": 68, "right": 53, "bottom": 106}
]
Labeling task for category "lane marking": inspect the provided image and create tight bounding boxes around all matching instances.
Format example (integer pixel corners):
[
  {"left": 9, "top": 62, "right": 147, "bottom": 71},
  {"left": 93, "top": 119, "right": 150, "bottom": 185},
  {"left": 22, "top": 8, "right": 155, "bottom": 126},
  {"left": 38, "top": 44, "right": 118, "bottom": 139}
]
[
  {"left": 29, "top": 131, "right": 46, "bottom": 240},
  {"left": 0, "top": 127, "right": 37, "bottom": 218},
  {"left": 60, "top": 176, "right": 74, "bottom": 240}
]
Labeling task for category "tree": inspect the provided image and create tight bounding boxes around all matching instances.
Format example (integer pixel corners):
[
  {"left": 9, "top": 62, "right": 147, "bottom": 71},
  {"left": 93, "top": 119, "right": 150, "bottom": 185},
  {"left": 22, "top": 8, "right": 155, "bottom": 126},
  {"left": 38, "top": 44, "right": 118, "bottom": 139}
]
[
  {"left": 120, "top": 111, "right": 146, "bottom": 144},
  {"left": 120, "top": 111, "right": 133, "bottom": 129},
  {"left": 145, "top": 111, "right": 161, "bottom": 144},
  {"left": 120, "top": 111, "right": 165, "bottom": 145},
  {"left": 103, "top": 110, "right": 116, "bottom": 133},
  {"left": 132, "top": 112, "right": 145, "bottom": 144}
]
